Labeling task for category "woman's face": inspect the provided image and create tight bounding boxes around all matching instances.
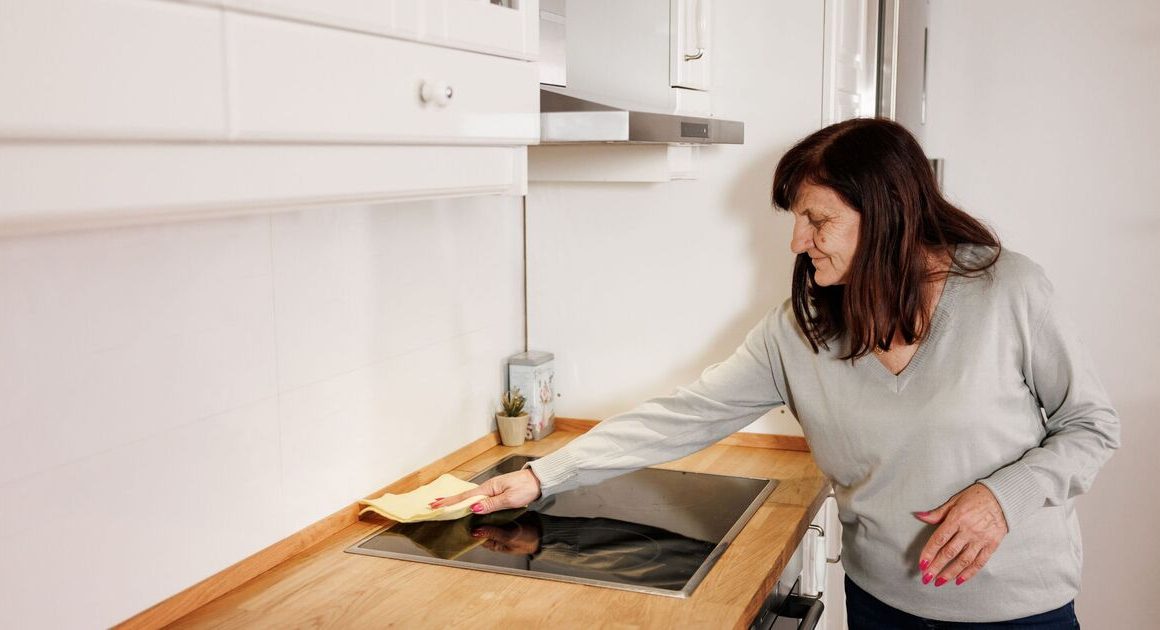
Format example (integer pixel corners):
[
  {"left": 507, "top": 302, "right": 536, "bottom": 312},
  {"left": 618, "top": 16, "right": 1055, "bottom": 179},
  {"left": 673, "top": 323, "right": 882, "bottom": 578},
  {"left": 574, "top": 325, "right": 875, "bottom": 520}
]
[{"left": 789, "top": 183, "right": 862, "bottom": 286}]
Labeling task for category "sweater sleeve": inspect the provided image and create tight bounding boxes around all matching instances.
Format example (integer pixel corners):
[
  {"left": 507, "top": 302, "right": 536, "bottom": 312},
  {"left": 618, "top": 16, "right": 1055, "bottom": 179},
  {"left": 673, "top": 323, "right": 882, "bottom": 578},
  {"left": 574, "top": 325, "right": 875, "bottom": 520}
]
[
  {"left": 977, "top": 285, "right": 1121, "bottom": 529},
  {"left": 527, "top": 311, "right": 787, "bottom": 498}
]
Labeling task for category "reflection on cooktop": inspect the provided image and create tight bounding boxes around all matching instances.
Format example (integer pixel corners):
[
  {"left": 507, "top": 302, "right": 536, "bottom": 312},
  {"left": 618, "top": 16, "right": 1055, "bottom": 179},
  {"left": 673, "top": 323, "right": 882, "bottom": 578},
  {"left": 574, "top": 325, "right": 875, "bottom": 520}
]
[
  {"left": 372, "top": 510, "right": 715, "bottom": 590},
  {"left": 346, "top": 455, "right": 777, "bottom": 598}
]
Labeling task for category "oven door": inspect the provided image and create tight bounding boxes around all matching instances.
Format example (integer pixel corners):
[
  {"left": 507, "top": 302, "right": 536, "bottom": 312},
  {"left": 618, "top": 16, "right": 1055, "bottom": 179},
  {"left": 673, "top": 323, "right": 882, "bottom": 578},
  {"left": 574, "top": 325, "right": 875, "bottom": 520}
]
[
  {"left": 749, "top": 530, "right": 825, "bottom": 630},
  {"left": 755, "top": 588, "right": 824, "bottom": 630},
  {"left": 751, "top": 580, "right": 825, "bottom": 630}
]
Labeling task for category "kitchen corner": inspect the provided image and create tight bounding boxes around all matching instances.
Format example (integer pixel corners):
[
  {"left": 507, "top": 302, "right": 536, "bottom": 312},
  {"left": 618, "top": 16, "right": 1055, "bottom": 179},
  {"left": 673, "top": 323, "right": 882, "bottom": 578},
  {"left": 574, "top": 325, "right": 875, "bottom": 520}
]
[
  {"left": 140, "top": 423, "right": 829, "bottom": 629},
  {"left": 1, "top": 0, "right": 838, "bottom": 626}
]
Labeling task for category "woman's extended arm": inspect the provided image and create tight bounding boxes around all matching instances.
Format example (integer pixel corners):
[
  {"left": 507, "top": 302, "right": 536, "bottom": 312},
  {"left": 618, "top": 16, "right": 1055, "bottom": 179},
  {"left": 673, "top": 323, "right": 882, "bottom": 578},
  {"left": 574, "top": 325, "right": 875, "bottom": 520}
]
[
  {"left": 431, "top": 309, "right": 788, "bottom": 514},
  {"left": 526, "top": 310, "right": 788, "bottom": 498}
]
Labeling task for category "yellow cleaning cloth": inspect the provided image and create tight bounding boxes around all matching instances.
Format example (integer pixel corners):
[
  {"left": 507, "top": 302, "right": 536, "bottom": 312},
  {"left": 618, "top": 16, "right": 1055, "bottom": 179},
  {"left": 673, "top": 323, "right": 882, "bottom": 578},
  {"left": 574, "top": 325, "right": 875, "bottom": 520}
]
[{"left": 359, "top": 474, "right": 487, "bottom": 523}]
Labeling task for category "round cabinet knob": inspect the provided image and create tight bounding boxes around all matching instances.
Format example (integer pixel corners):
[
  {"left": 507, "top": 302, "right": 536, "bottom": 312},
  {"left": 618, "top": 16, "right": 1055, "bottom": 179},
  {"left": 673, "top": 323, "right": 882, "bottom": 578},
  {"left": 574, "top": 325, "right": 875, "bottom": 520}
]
[{"left": 419, "top": 80, "right": 454, "bottom": 107}]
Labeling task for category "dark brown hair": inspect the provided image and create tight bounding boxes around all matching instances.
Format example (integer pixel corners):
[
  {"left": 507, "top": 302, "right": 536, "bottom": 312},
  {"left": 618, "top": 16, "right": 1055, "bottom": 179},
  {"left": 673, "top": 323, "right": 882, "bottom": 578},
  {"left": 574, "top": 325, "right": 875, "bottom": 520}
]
[{"left": 771, "top": 118, "right": 1000, "bottom": 359}]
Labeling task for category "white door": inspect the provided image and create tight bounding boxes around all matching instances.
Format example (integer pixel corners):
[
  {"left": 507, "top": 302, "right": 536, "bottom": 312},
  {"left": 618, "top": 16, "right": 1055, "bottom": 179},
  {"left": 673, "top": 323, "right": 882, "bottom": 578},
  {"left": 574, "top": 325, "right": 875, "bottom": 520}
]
[
  {"left": 820, "top": 6, "right": 879, "bottom": 629},
  {"left": 670, "top": 0, "right": 711, "bottom": 91},
  {"left": 823, "top": 0, "right": 878, "bottom": 125}
]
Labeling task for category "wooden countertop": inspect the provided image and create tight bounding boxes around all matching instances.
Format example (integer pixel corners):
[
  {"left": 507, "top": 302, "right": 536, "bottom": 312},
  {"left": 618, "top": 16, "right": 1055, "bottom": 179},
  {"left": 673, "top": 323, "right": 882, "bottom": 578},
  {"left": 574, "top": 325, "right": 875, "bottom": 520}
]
[{"left": 166, "top": 428, "right": 829, "bottom": 629}]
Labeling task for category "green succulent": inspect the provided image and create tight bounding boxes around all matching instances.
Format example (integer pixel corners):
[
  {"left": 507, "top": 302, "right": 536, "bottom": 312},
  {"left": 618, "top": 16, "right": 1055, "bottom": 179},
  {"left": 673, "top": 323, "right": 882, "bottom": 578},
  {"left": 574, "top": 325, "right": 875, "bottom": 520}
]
[{"left": 500, "top": 388, "right": 527, "bottom": 417}]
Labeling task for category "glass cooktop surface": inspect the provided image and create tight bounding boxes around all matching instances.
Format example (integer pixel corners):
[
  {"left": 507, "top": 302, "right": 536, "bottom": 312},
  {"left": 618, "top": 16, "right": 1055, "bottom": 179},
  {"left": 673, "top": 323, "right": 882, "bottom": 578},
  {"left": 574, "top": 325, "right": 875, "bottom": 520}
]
[{"left": 345, "top": 455, "right": 777, "bottom": 598}]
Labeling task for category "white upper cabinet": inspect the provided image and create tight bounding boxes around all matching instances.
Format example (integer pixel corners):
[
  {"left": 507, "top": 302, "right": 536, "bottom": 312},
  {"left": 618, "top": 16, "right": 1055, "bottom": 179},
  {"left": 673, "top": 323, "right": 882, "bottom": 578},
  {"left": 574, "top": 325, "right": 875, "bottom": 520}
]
[
  {"left": 227, "top": 12, "right": 539, "bottom": 144},
  {"left": 0, "top": 0, "right": 228, "bottom": 139},
  {"left": 0, "top": 0, "right": 540, "bottom": 143},
  {"left": 443, "top": 0, "right": 539, "bottom": 60},
  {"left": 822, "top": 0, "right": 878, "bottom": 124},
  {"left": 222, "top": 0, "right": 538, "bottom": 60},
  {"left": 0, "top": 0, "right": 541, "bottom": 234},
  {"left": 222, "top": 0, "right": 394, "bottom": 34},
  {"left": 561, "top": 0, "right": 713, "bottom": 115},
  {"left": 670, "top": 0, "right": 711, "bottom": 91}
]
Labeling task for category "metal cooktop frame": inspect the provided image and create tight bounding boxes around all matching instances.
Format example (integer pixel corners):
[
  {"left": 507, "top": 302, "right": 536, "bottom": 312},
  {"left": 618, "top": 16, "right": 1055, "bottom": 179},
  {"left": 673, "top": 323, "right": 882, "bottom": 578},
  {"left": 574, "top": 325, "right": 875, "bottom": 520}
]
[{"left": 345, "top": 455, "right": 778, "bottom": 598}]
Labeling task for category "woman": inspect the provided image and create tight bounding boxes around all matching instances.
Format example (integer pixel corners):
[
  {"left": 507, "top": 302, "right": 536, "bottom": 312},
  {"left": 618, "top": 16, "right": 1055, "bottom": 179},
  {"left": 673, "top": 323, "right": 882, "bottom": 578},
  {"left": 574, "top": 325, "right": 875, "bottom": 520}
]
[{"left": 431, "top": 118, "right": 1119, "bottom": 627}]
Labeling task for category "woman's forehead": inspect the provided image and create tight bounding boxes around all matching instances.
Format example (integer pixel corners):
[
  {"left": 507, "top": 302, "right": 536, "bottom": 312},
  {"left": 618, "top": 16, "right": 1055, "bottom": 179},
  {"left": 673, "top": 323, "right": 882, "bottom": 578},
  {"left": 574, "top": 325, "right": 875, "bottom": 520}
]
[{"left": 793, "top": 183, "right": 850, "bottom": 213}]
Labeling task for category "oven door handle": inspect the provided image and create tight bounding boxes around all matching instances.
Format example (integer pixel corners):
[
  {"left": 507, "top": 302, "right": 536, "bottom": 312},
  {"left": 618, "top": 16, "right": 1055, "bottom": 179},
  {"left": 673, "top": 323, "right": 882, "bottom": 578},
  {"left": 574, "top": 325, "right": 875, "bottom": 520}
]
[{"left": 758, "top": 594, "right": 824, "bottom": 630}]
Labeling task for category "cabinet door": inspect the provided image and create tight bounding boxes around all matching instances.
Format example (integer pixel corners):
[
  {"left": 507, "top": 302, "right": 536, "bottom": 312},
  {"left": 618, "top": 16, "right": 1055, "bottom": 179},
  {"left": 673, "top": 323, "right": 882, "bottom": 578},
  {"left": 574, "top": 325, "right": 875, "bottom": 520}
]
[
  {"left": 0, "top": 0, "right": 227, "bottom": 139},
  {"left": 670, "top": 0, "right": 710, "bottom": 91},
  {"left": 227, "top": 12, "right": 539, "bottom": 144},
  {"left": 221, "top": 0, "right": 537, "bottom": 61},
  {"left": 223, "top": 0, "right": 393, "bottom": 33},
  {"left": 443, "top": 0, "right": 539, "bottom": 61},
  {"left": 822, "top": 0, "right": 877, "bottom": 124}
]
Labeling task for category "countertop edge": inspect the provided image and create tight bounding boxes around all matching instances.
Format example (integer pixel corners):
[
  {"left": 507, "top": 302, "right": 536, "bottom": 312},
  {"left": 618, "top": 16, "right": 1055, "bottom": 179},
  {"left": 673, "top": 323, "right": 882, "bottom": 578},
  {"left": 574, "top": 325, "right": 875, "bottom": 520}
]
[{"left": 133, "top": 420, "right": 826, "bottom": 629}]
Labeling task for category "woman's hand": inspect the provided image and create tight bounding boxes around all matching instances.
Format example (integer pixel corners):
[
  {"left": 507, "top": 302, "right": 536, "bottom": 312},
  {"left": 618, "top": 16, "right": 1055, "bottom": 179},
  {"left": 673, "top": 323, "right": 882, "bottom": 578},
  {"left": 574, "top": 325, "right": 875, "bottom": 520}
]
[
  {"left": 914, "top": 483, "right": 1009, "bottom": 587},
  {"left": 471, "top": 521, "right": 543, "bottom": 555},
  {"left": 428, "top": 468, "right": 541, "bottom": 515}
]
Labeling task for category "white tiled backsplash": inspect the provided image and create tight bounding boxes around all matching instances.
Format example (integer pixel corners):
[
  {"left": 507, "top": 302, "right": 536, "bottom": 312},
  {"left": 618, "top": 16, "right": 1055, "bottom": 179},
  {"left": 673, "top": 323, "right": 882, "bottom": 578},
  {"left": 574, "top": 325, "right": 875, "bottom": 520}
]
[{"left": 0, "top": 196, "right": 525, "bottom": 628}]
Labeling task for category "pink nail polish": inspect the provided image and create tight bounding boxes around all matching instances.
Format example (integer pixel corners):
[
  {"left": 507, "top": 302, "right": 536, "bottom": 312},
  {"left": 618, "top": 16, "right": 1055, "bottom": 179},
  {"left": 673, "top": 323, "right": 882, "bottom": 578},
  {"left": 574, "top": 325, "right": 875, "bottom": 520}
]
[
  {"left": 922, "top": 572, "right": 933, "bottom": 585},
  {"left": 919, "top": 558, "right": 929, "bottom": 571},
  {"left": 470, "top": 503, "right": 483, "bottom": 513},
  {"left": 915, "top": 511, "right": 930, "bottom": 517},
  {"left": 955, "top": 576, "right": 965, "bottom": 586},
  {"left": 935, "top": 577, "right": 947, "bottom": 587}
]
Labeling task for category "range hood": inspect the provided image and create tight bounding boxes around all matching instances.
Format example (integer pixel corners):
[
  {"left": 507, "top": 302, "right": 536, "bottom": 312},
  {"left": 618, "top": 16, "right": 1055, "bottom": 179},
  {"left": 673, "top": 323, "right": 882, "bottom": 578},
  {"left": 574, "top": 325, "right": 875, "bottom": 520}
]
[{"left": 539, "top": 88, "right": 745, "bottom": 145}]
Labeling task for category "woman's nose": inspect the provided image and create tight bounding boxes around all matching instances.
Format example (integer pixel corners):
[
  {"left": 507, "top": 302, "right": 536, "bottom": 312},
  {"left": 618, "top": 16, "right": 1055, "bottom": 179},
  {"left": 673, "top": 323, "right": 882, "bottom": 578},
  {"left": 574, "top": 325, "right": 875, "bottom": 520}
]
[{"left": 790, "top": 224, "right": 812, "bottom": 255}]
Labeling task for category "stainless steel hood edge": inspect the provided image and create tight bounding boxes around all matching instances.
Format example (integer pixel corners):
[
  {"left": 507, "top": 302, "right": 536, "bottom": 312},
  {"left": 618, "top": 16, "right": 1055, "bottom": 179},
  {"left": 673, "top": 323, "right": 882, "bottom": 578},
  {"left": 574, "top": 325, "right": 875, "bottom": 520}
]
[{"left": 539, "top": 89, "right": 745, "bottom": 145}]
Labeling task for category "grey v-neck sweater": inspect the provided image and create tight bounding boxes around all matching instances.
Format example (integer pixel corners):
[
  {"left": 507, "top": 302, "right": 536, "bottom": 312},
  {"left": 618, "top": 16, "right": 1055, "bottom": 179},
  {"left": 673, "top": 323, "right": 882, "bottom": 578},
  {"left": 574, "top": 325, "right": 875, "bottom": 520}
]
[{"left": 527, "top": 245, "right": 1119, "bottom": 622}]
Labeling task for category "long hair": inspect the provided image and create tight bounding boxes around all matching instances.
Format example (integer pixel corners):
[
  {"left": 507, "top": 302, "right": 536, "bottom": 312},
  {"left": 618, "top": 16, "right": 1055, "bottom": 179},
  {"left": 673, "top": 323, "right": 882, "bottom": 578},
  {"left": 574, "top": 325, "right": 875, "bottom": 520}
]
[{"left": 770, "top": 118, "right": 1000, "bottom": 359}]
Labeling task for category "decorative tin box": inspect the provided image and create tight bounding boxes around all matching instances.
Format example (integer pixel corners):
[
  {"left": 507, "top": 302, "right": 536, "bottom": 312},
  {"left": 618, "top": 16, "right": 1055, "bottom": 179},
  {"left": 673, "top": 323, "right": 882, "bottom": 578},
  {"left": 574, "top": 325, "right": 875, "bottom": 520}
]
[{"left": 506, "top": 351, "right": 555, "bottom": 440}]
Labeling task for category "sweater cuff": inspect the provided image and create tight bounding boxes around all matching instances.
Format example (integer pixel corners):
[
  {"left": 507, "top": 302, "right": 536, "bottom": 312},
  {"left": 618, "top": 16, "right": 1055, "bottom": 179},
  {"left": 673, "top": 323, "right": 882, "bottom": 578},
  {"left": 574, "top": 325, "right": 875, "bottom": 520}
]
[
  {"left": 525, "top": 449, "right": 580, "bottom": 499},
  {"left": 977, "top": 461, "right": 1046, "bottom": 530}
]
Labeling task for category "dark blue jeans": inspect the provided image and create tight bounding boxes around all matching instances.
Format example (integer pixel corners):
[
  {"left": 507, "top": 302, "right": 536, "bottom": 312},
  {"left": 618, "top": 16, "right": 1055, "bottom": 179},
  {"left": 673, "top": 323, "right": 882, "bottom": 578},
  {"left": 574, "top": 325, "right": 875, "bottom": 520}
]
[{"left": 845, "top": 575, "right": 1080, "bottom": 629}]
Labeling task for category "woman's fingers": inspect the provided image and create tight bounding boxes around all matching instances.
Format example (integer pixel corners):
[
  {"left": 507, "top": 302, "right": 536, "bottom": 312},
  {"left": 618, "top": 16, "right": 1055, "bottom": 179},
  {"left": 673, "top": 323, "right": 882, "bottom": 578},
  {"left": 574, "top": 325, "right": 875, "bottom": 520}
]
[
  {"left": 471, "top": 525, "right": 507, "bottom": 540},
  {"left": 426, "top": 469, "right": 541, "bottom": 515},
  {"left": 934, "top": 540, "right": 981, "bottom": 587},
  {"left": 427, "top": 478, "right": 497, "bottom": 509},
  {"left": 950, "top": 543, "right": 994, "bottom": 586},
  {"left": 922, "top": 529, "right": 967, "bottom": 586},
  {"left": 917, "top": 483, "right": 1009, "bottom": 586},
  {"left": 471, "top": 470, "right": 541, "bottom": 514}
]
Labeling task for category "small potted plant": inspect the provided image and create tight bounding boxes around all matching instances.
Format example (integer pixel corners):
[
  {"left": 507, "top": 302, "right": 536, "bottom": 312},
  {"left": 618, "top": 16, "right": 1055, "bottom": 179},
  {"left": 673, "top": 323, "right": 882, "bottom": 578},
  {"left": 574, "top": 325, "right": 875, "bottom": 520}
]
[{"left": 496, "top": 387, "right": 529, "bottom": 447}]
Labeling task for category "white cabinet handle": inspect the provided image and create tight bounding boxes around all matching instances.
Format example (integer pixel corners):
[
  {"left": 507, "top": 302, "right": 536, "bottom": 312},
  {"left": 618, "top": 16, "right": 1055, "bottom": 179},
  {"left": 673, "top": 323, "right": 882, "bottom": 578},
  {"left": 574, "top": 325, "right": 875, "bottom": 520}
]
[
  {"left": 684, "top": 0, "right": 708, "bottom": 61},
  {"left": 807, "top": 523, "right": 841, "bottom": 563},
  {"left": 419, "top": 80, "right": 454, "bottom": 107}
]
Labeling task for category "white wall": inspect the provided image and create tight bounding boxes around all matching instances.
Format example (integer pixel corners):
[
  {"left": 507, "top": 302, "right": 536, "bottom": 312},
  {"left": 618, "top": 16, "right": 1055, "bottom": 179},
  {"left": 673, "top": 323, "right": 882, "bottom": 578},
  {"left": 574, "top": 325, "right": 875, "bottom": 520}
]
[
  {"left": 527, "top": 0, "right": 824, "bottom": 436},
  {"left": 924, "top": 1, "right": 1160, "bottom": 626},
  {"left": 530, "top": 1, "right": 1158, "bottom": 627},
  {"left": 5, "top": 1, "right": 1148, "bottom": 627},
  {"left": 0, "top": 197, "right": 525, "bottom": 628}
]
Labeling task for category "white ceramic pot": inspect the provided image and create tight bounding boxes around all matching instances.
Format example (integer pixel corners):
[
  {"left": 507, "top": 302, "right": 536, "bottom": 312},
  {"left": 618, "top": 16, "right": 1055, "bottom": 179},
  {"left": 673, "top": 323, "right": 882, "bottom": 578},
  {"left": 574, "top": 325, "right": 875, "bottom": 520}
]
[{"left": 496, "top": 413, "right": 529, "bottom": 446}]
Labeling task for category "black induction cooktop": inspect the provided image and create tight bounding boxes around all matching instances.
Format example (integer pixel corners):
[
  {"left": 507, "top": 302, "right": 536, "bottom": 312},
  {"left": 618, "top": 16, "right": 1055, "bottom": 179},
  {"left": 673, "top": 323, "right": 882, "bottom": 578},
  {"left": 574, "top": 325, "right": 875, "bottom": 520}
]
[{"left": 345, "top": 455, "right": 777, "bottom": 598}]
